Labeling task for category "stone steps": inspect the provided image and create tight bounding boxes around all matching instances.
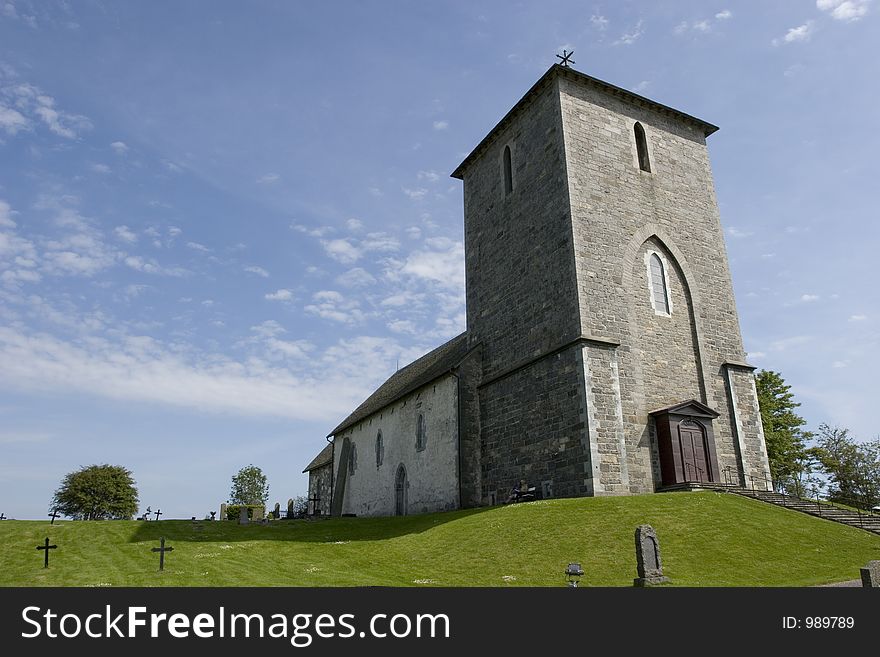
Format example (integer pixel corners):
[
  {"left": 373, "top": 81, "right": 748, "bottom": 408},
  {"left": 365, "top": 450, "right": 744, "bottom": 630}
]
[{"left": 730, "top": 488, "right": 880, "bottom": 535}]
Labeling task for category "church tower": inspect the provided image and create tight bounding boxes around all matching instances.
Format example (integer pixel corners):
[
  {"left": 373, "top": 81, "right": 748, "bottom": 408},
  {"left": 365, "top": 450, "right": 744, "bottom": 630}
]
[{"left": 452, "top": 64, "right": 771, "bottom": 502}]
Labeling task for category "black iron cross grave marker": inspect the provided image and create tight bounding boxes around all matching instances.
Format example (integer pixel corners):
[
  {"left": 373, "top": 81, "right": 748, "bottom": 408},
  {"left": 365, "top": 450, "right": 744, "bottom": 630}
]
[
  {"left": 0, "top": 513, "right": 6, "bottom": 520},
  {"left": 49, "top": 509, "right": 59, "bottom": 524},
  {"left": 153, "top": 508, "right": 162, "bottom": 522},
  {"left": 151, "top": 537, "right": 174, "bottom": 571},
  {"left": 36, "top": 537, "right": 57, "bottom": 568}
]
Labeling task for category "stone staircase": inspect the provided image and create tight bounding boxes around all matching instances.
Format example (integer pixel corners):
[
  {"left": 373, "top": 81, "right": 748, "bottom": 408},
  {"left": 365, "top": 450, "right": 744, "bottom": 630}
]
[{"left": 731, "top": 488, "right": 880, "bottom": 535}]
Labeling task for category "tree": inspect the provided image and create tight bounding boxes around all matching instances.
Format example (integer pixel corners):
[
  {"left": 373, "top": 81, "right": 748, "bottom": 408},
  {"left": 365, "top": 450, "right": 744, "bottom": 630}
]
[
  {"left": 755, "top": 370, "right": 812, "bottom": 483},
  {"left": 51, "top": 464, "right": 139, "bottom": 520},
  {"left": 812, "top": 424, "right": 880, "bottom": 510},
  {"left": 229, "top": 464, "right": 269, "bottom": 505}
]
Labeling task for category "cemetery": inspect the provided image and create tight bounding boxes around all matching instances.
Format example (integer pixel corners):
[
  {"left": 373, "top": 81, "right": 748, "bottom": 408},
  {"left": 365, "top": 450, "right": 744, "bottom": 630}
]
[{"left": 1, "top": 492, "right": 879, "bottom": 587}]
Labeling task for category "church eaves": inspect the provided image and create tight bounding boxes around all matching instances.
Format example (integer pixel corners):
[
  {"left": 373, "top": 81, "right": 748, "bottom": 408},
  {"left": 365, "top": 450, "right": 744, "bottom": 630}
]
[{"left": 451, "top": 63, "right": 719, "bottom": 180}]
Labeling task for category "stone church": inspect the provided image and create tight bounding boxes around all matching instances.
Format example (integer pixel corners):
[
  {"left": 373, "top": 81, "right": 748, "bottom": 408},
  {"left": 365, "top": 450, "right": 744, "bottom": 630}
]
[{"left": 303, "top": 63, "right": 771, "bottom": 517}]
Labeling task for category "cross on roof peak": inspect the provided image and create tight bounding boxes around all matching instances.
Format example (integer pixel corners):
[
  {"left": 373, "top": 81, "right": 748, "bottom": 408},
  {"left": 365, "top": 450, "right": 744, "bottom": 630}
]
[{"left": 556, "top": 49, "right": 575, "bottom": 68}]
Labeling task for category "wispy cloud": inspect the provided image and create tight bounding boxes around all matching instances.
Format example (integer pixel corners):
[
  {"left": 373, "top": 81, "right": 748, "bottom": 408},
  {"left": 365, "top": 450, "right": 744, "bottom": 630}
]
[
  {"left": 614, "top": 20, "right": 644, "bottom": 46},
  {"left": 243, "top": 265, "right": 269, "bottom": 278},
  {"left": 264, "top": 288, "right": 294, "bottom": 302},
  {"left": 432, "top": 120, "right": 449, "bottom": 130},
  {"left": 110, "top": 141, "right": 129, "bottom": 155},
  {"left": 590, "top": 14, "right": 609, "bottom": 30},
  {"left": 726, "top": 227, "right": 753, "bottom": 238},
  {"left": 773, "top": 21, "right": 816, "bottom": 46},
  {"left": 848, "top": 314, "right": 867, "bottom": 322},
  {"left": 113, "top": 226, "right": 138, "bottom": 244},
  {"left": 257, "top": 173, "right": 280, "bottom": 184}
]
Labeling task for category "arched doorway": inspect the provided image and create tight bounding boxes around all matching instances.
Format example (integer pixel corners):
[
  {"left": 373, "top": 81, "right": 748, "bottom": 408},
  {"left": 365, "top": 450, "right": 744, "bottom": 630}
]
[{"left": 395, "top": 464, "right": 408, "bottom": 516}]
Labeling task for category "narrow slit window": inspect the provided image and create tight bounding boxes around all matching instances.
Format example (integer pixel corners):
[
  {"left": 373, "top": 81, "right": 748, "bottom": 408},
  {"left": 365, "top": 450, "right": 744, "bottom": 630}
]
[
  {"left": 376, "top": 431, "right": 384, "bottom": 467},
  {"left": 502, "top": 145, "right": 513, "bottom": 195},
  {"left": 649, "top": 253, "right": 670, "bottom": 314},
  {"left": 634, "top": 122, "right": 651, "bottom": 172},
  {"left": 415, "top": 413, "right": 427, "bottom": 451},
  {"left": 348, "top": 443, "right": 358, "bottom": 475}
]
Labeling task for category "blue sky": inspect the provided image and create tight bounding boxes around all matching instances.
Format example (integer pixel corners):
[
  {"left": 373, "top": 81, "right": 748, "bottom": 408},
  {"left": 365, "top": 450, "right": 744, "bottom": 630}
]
[{"left": 1, "top": 1, "right": 877, "bottom": 519}]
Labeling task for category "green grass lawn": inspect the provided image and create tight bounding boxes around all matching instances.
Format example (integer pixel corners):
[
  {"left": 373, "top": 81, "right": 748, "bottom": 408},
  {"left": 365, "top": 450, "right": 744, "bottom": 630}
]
[{"left": 1, "top": 491, "right": 878, "bottom": 587}]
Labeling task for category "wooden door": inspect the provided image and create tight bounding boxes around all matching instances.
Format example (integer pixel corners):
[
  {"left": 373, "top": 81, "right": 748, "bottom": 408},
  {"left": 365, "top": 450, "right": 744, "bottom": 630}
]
[{"left": 678, "top": 420, "right": 711, "bottom": 482}]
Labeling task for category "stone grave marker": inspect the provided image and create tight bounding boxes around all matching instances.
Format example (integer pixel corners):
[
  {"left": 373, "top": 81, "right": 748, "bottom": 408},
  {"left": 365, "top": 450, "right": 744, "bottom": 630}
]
[
  {"left": 633, "top": 524, "right": 669, "bottom": 586},
  {"left": 252, "top": 506, "right": 264, "bottom": 521},
  {"left": 220, "top": 504, "right": 227, "bottom": 520},
  {"left": 287, "top": 498, "right": 294, "bottom": 518},
  {"left": 273, "top": 502, "right": 281, "bottom": 519},
  {"left": 239, "top": 506, "right": 249, "bottom": 525},
  {"left": 861, "top": 560, "right": 880, "bottom": 588}
]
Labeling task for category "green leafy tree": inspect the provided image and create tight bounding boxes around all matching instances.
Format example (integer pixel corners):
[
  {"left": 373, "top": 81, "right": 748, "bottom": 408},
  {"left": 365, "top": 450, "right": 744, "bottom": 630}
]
[
  {"left": 812, "top": 424, "right": 880, "bottom": 509},
  {"left": 755, "top": 370, "right": 812, "bottom": 483},
  {"left": 51, "top": 464, "right": 139, "bottom": 520},
  {"left": 229, "top": 464, "right": 270, "bottom": 505}
]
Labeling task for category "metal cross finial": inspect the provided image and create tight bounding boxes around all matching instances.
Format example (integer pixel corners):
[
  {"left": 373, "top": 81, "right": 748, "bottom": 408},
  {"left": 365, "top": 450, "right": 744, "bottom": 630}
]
[{"left": 556, "top": 49, "right": 575, "bottom": 67}]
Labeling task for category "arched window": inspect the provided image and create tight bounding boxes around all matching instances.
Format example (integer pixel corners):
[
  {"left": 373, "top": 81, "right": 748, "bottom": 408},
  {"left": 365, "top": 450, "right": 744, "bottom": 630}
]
[
  {"left": 415, "top": 413, "right": 427, "bottom": 451},
  {"left": 375, "top": 431, "right": 384, "bottom": 468},
  {"left": 348, "top": 443, "right": 358, "bottom": 476},
  {"left": 502, "top": 145, "right": 513, "bottom": 195},
  {"left": 634, "top": 122, "right": 651, "bottom": 172},
  {"left": 648, "top": 253, "right": 670, "bottom": 315}
]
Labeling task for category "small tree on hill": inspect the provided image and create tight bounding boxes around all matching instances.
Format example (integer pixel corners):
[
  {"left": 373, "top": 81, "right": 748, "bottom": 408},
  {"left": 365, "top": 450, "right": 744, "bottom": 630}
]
[
  {"left": 812, "top": 424, "right": 880, "bottom": 510},
  {"left": 755, "top": 370, "right": 812, "bottom": 483},
  {"left": 51, "top": 464, "right": 139, "bottom": 520},
  {"left": 229, "top": 464, "right": 270, "bottom": 505}
]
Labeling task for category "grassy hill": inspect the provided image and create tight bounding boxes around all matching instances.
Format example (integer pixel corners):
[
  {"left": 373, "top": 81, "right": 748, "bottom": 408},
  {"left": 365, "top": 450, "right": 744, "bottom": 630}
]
[{"left": 1, "top": 491, "right": 878, "bottom": 587}]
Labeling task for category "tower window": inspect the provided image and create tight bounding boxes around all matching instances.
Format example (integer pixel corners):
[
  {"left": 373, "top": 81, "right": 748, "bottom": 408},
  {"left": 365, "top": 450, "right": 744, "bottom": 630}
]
[
  {"left": 648, "top": 252, "right": 671, "bottom": 315},
  {"left": 415, "top": 413, "right": 427, "bottom": 451},
  {"left": 502, "top": 145, "right": 513, "bottom": 195},
  {"left": 376, "top": 430, "right": 384, "bottom": 468},
  {"left": 634, "top": 122, "right": 651, "bottom": 173}
]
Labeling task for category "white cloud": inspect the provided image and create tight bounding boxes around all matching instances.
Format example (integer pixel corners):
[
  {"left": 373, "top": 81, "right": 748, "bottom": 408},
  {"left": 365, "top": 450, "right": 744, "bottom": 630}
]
[
  {"left": 403, "top": 187, "right": 428, "bottom": 201},
  {"left": 832, "top": 360, "right": 849, "bottom": 368},
  {"left": 0, "top": 104, "right": 28, "bottom": 134},
  {"left": 417, "top": 170, "right": 440, "bottom": 183},
  {"left": 361, "top": 232, "right": 400, "bottom": 253},
  {"left": 113, "top": 225, "right": 138, "bottom": 244},
  {"left": 817, "top": 0, "right": 871, "bottom": 21},
  {"left": 590, "top": 14, "right": 609, "bottom": 30},
  {"left": 321, "top": 238, "right": 361, "bottom": 265},
  {"left": 773, "top": 21, "right": 816, "bottom": 45},
  {"left": 91, "top": 163, "right": 111, "bottom": 174},
  {"left": 675, "top": 10, "right": 733, "bottom": 35},
  {"left": 336, "top": 267, "right": 377, "bottom": 288},
  {"left": 746, "top": 351, "right": 766, "bottom": 360},
  {"left": 716, "top": 10, "right": 732, "bottom": 20},
  {"left": 186, "top": 241, "right": 210, "bottom": 252},
  {"left": 123, "top": 255, "right": 187, "bottom": 277},
  {"left": 848, "top": 314, "right": 867, "bottom": 322},
  {"left": 346, "top": 218, "right": 363, "bottom": 232},
  {"left": 388, "top": 319, "right": 417, "bottom": 335},
  {"left": 800, "top": 294, "right": 820, "bottom": 302},
  {"left": 110, "top": 141, "right": 129, "bottom": 155},
  {"left": 396, "top": 240, "right": 465, "bottom": 291},
  {"left": 432, "top": 120, "right": 449, "bottom": 130},
  {"left": 264, "top": 289, "right": 294, "bottom": 302},
  {"left": 243, "top": 265, "right": 270, "bottom": 278},
  {"left": 292, "top": 223, "right": 335, "bottom": 238},
  {"left": 0, "top": 199, "right": 16, "bottom": 227},
  {"left": 257, "top": 173, "right": 280, "bottom": 184},
  {"left": 633, "top": 80, "right": 650, "bottom": 93},
  {"left": 726, "top": 226, "right": 753, "bottom": 238},
  {"left": 614, "top": 20, "right": 644, "bottom": 45},
  {"left": 405, "top": 226, "right": 422, "bottom": 240},
  {"left": 304, "top": 290, "right": 365, "bottom": 325}
]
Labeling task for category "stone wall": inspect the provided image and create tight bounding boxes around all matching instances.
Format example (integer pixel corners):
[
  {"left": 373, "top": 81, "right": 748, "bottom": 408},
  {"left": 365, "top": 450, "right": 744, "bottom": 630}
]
[
  {"left": 479, "top": 345, "right": 590, "bottom": 504},
  {"left": 307, "top": 464, "right": 332, "bottom": 516},
  {"left": 334, "top": 374, "right": 459, "bottom": 517},
  {"left": 461, "top": 78, "right": 581, "bottom": 380}
]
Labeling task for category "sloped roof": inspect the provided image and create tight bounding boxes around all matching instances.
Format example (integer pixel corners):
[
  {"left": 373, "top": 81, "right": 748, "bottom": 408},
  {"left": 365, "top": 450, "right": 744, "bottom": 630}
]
[
  {"left": 452, "top": 64, "right": 719, "bottom": 180},
  {"left": 327, "top": 332, "right": 470, "bottom": 437},
  {"left": 649, "top": 399, "right": 720, "bottom": 418},
  {"left": 302, "top": 443, "right": 333, "bottom": 473}
]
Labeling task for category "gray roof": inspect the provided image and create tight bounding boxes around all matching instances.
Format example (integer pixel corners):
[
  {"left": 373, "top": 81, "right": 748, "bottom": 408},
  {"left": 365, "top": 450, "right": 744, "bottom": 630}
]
[
  {"left": 328, "top": 332, "right": 470, "bottom": 437},
  {"left": 302, "top": 443, "right": 333, "bottom": 473},
  {"left": 452, "top": 64, "right": 719, "bottom": 180}
]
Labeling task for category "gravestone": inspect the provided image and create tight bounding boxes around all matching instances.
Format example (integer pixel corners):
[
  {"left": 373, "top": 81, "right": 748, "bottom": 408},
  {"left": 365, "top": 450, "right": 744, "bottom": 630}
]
[
  {"left": 220, "top": 504, "right": 227, "bottom": 520},
  {"left": 633, "top": 524, "right": 669, "bottom": 587},
  {"left": 239, "top": 506, "right": 249, "bottom": 525},
  {"left": 861, "top": 560, "right": 880, "bottom": 588},
  {"left": 36, "top": 537, "right": 57, "bottom": 569},
  {"left": 287, "top": 498, "right": 294, "bottom": 518},
  {"left": 151, "top": 537, "right": 173, "bottom": 571},
  {"left": 274, "top": 502, "right": 281, "bottom": 519},
  {"left": 210, "top": 511, "right": 217, "bottom": 521},
  {"left": 252, "top": 506, "right": 264, "bottom": 521}
]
